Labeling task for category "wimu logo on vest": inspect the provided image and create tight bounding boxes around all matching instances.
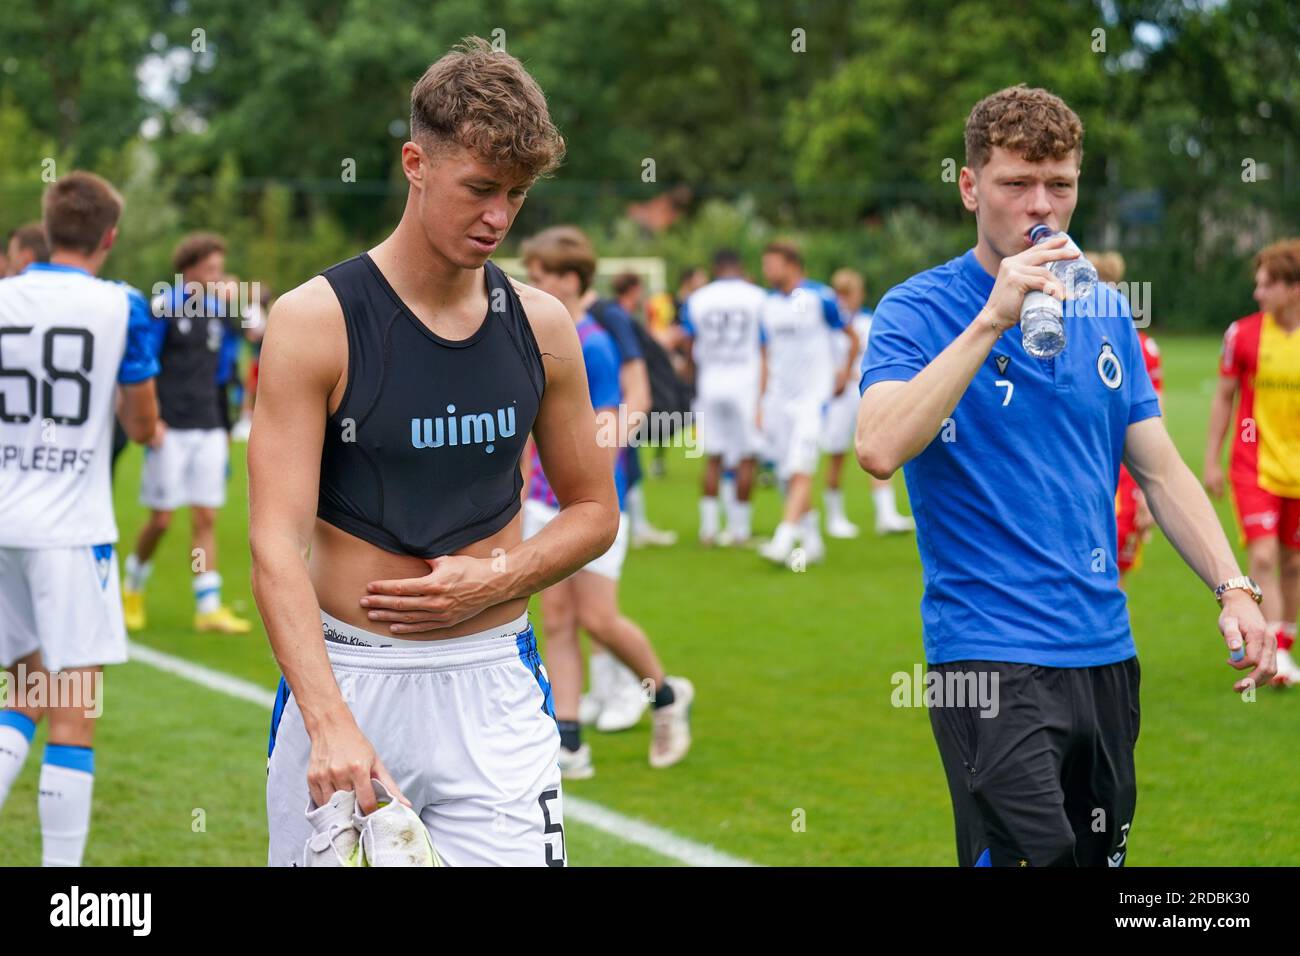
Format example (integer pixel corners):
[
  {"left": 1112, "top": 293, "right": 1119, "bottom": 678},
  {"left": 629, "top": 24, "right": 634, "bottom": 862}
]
[{"left": 411, "top": 403, "right": 517, "bottom": 454}]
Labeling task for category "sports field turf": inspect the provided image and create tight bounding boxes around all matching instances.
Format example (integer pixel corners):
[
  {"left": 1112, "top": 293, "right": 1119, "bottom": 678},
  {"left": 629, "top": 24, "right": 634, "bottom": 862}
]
[{"left": 3, "top": 335, "right": 1296, "bottom": 866}]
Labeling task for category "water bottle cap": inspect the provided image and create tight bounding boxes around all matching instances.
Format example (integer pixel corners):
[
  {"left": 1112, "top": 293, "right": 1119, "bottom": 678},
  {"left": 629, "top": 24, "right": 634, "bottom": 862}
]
[{"left": 1027, "top": 224, "right": 1054, "bottom": 244}]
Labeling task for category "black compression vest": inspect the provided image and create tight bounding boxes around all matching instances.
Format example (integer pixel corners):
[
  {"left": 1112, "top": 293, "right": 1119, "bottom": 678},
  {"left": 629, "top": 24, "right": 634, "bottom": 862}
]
[
  {"left": 317, "top": 254, "right": 545, "bottom": 557},
  {"left": 154, "top": 290, "right": 232, "bottom": 429}
]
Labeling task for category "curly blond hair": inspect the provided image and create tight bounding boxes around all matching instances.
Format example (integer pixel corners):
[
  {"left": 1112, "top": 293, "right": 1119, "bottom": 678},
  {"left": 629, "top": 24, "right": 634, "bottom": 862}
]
[{"left": 965, "top": 85, "right": 1083, "bottom": 170}]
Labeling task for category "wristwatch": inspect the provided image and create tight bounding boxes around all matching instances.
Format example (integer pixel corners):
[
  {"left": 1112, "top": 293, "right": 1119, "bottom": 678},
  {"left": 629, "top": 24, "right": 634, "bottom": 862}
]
[{"left": 1214, "top": 576, "right": 1263, "bottom": 607}]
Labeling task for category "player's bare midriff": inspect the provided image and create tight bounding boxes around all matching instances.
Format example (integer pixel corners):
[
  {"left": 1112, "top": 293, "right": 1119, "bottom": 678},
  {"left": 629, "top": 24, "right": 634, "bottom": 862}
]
[
  {"left": 308, "top": 514, "right": 529, "bottom": 640},
  {"left": 304, "top": 282, "right": 531, "bottom": 642}
]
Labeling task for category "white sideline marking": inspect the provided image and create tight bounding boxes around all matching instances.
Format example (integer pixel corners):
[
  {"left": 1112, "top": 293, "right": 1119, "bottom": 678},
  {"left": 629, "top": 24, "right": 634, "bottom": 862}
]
[
  {"left": 129, "top": 642, "right": 277, "bottom": 709},
  {"left": 561, "top": 795, "right": 756, "bottom": 867},
  {"left": 127, "top": 640, "right": 758, "bottom": 868}
]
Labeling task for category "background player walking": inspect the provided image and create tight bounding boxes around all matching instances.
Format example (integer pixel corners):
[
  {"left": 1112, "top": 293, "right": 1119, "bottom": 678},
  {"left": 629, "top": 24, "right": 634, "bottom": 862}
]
[
  {"left": 1205, "top": 239, "right": 1300, "bottom": 686},
  {"left": 122, "top": 232, "right": 251, "bottom": 634},
  {"left": 758, "top": 241, "right": 858, "bottom": 567},
  {"left": 0, "top": 172, "right": 159, "bottom": 866},
  {"left": 680, "top": 249, "right": 768, "bottom": 547}
]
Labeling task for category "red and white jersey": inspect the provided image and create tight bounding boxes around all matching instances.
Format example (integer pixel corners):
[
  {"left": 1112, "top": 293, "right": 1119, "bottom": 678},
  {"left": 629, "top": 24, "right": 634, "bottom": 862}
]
[
  {"left": 1138, "top": 331, "right": 1162, "bottom": 393},
  {"left": 1220, "top": 311, "right": 1300, "bottom": 496},
  {"left": 1219, "top": 313, "right": 1264, "bottom": 487}
]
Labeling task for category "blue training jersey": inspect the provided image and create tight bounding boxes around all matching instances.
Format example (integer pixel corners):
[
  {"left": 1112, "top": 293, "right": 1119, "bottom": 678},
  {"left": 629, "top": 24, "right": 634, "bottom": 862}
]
[
  {"left": 528, "top": 315, "right": 627, "bottom": 510},
  {"left": 590, "top": 299, "right": 643, "bottom": 489},
  {"left": 860, "top": 249, "right": 1160, "bottom": 668}
]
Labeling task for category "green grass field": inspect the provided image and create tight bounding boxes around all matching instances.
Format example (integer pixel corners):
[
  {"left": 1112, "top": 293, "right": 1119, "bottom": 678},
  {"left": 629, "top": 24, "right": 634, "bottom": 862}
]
[{"left": 3, "top": 335, "right": 1297, "bottom": 866}]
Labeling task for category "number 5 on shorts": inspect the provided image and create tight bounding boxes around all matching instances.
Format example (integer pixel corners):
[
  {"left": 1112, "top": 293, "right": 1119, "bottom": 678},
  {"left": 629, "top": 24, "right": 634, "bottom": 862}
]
[{"left": 539, "top": 788, "right": 566, "bottom": 867}]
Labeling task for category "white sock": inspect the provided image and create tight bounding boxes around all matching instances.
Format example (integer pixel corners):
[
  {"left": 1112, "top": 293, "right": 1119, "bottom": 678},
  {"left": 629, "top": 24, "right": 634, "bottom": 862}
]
[
  {"left": 799, "top": 509, "right": 823, "bottom": 547},
  {"left": 873, "top": 485, "right": 900, "bottom": 521},
  {"left": 770, "top": 521, "right": 798, "bottom": 553},
  {"left": 39, "top": 749, "right": 95, "bottom": 867},
  {"left": 194, "top": 570, "right": 222, "bottom": 614},
  {"left": 588, "top": 650, "right": 613, "bottom": 700},
  {"left": 627, "top": 484, "right": 647, "bottom": 534},
  {"left": 720, "top": 473, "right": 737, "bottom": 514},
  {"left": 0, "top": 716, "right": 36, "bottom": 812},
  {"left": 700, "top": 496, "right": 720, "bottom": 538},
  {"left": 824, "top": 488, "right": 846, "bottom": 524},
  {"left": 729, "top": 500, "right": 752, "bottom": 540},
  {"left": 124, "top": 553, "right": 152, "bottom": 592}
]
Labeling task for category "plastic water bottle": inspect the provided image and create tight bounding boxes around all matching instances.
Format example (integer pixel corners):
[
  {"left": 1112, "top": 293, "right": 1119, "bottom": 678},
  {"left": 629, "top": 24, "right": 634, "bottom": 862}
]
[
  {"left": 1017, "top": 226, "right": 1096, "bottom": 359},
  {"left": 1029, "top": 224, "right": 1096, "bottom": 300},
  {"left": 1021, "top": 291, "right": 1066, "bottom": 359}
]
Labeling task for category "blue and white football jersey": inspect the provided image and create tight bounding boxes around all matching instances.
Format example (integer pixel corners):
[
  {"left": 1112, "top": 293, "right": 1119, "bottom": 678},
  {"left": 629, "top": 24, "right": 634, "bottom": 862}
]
[
  {"left": 830, "top": 307, "right": 873, "bottom": 378},
  {"left": 760, "top": 279, "right": 844, "bottom": 405},
  {"left": 680, "top": 277, "right": 768, "bottom": 399},
  {"left": 0, "top": 264, "right": 157, "bottom": 547}
]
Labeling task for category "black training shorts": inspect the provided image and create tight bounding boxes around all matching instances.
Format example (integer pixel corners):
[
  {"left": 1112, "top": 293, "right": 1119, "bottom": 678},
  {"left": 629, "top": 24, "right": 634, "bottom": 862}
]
[{"left": 928, "top": 657, "right": 1141, "bottom": 867}]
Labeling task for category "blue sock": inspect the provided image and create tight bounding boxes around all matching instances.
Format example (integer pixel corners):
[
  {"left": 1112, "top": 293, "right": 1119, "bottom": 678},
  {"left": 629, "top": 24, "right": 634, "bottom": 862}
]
[
  {"left": 0, "top": 713, "right": 39, "bottom": 812},
  {"left": 44, "top": 743, "right": 94, "bottom": 774},
  {"left": 0, "top": 711, "right": 37, "bottom": 741}
]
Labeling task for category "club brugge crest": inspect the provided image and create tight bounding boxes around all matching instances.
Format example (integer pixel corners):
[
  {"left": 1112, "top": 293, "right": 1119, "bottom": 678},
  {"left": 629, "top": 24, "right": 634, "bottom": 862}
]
[
  {"left": 92, "top": 544, "right": 113, "bottom": 591},
  {"left": 1096, "top": 342, "right": 1123, "bottom": 390}
]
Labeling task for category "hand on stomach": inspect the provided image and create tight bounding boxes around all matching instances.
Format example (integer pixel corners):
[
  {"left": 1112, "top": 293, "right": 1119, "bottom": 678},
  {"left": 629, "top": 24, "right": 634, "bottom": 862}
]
[{"left": 309, "top": 516, "right": 528, "bottom": 640}]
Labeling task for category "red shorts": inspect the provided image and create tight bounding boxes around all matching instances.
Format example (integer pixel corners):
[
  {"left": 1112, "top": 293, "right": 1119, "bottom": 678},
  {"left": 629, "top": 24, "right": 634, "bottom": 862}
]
[
  {"left": 1116, "top": 468, "right": 1145, "bottom": 573},
  {"left": 1231, "top": 479, "right": 1300, "bottom": 548}
]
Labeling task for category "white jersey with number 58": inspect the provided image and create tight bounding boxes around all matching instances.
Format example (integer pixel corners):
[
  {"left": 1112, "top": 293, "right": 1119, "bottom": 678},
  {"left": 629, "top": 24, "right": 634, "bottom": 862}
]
[{"left": 0, "top": 264, "right": 157, "bottom": 547}]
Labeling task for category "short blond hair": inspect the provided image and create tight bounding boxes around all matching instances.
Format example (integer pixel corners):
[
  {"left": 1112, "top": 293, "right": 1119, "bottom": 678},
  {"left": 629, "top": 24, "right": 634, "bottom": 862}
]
[
  {"left": 831, "top": 268, "right": 865, "bottom": 299},
  {"left": 411, "top": 37, "right": 565, "bottom": 181}
]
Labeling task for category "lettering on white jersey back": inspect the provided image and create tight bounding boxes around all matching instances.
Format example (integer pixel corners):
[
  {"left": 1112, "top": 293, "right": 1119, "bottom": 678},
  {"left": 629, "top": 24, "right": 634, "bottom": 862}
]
[
  {"left": 685, "top": 278, "right": 767, "bottom": 398},
  {"left": 0, "top": 269, "right": 136, "bottom": 547}
]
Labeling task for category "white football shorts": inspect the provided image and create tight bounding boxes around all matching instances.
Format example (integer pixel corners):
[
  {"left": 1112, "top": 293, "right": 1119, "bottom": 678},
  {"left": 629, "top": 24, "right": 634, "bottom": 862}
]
[
  {"left": 266, "top": 610, "right": 565, "bottom": 867},
  {"left": 763, "top": 398, "right": 825, "bottom": 481},
  {"left": 696, "top": 390, "right": 762, "bottom": 467},
  {"left": 820, "top": 387, "right": 858, "bottom": 455},
  {"left": 522, "top": 499, "right": 629, "bottom": 581},
  {"left": 0, "top": 544, "right": 126, "bottom": 671},
  {"left": 140, "top": 427, "right": 228, "bottom": 510}
]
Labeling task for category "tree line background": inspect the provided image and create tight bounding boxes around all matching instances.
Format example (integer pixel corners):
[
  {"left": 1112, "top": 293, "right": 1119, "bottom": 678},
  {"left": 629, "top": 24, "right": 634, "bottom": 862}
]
[{"left": 1, "top": 0, "right": 1296, "bottom": 328}]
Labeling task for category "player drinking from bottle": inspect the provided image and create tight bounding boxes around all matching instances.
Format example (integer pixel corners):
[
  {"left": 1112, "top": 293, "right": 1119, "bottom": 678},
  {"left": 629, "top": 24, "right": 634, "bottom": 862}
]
[{"left": 857, "top": 84, "right": 1274, "bottom": 867}]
